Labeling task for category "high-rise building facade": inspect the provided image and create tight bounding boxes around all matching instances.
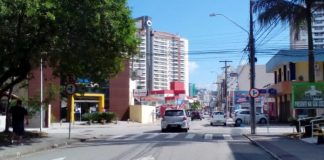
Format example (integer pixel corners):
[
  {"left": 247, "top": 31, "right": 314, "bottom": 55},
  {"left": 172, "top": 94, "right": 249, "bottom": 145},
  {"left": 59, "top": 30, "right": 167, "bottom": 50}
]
[
  {"left": 290, "top": 7, "right": 324, "bottom": 49},
  {"left": 132, "top": 16, "right": 189, "bottom": 94}
]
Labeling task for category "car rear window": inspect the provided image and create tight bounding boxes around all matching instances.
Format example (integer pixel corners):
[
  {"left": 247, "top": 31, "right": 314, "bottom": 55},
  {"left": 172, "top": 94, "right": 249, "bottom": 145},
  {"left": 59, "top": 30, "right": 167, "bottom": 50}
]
[
  {"left": 213, "top": 112, "right": 224, "bottom": 115},
  {"left": 165, "top": 110, "right": 184, "bottom": 116}
]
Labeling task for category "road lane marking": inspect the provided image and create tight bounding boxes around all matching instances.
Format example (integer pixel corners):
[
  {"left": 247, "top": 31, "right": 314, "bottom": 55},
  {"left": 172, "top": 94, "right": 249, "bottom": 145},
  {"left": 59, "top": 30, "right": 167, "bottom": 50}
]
[
  {"left": 165, "top": 133, "right": 178, "bottom": 139},
  {"left": 204, "top": 134, "right": 213, "bottom": 140},
  {"left": 144, "top": 133, "right": 159, "bottom": 139},
  {"left": 185, "top": 134, "right": 195, "bottom": 139},
  {"left": 223, "top": 134, "right": 233, "bottom": 140},
  {"left": 134, "top": 156, "right": 155, "bottom": 160},
  {"left": 52, "top": 157, "right": 66, "bottom": 160}
]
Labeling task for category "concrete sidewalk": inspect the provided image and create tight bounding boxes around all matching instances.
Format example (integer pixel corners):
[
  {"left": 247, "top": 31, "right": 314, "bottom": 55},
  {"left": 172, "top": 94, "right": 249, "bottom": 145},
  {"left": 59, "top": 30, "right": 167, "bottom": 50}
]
[{"left": 245, "top": 134, "right": 324, "bottom": 160}]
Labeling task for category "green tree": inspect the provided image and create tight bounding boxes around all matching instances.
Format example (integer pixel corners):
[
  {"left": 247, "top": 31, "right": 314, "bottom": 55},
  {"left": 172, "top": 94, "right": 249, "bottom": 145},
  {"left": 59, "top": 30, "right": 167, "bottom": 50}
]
[
  {"left": 253, "top": 0, "right": 324, "bottom": 83},
  {"left": 191, "top": 101, "right": 201, "bottom": 110},
  {"left": 0, "top": 0, "right": 139, "bottom": 95}
]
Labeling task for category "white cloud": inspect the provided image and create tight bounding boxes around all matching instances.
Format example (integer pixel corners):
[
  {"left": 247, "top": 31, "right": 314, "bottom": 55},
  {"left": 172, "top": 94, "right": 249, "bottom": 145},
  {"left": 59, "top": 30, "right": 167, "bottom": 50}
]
[{"left": 189, "top": 61, "right": 199, "bottom": 73}]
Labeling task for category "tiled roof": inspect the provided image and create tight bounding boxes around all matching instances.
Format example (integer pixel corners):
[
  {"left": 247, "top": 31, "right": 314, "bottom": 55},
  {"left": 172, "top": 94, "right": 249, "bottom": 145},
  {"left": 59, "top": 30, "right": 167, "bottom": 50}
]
[{"left": 266, "top": 49, "right": 324, "bottom": 72}]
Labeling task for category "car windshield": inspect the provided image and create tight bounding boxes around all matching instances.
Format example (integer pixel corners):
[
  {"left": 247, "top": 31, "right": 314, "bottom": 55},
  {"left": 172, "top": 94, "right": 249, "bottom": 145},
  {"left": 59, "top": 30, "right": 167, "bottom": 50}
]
[{"left": 165, "top": 110, "right": 184, "bottom": 116}]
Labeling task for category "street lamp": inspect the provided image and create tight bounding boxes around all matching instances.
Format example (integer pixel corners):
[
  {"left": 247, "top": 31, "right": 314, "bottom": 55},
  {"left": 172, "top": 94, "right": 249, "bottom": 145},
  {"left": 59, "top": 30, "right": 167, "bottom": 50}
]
[
  {"left": 209, "top": 1, "right": 256, "bottom": 134},
  {"left": 209, "top": 13, "right": 249, "bottom": 34}
]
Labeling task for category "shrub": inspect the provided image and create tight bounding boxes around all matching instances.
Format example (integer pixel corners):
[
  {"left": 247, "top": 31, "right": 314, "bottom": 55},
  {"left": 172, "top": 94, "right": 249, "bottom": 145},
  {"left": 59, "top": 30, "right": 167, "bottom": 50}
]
[
  {"left": 82, "top": 112, "right": 116, "bottom": 123},
  {"left": 81, "top": 113, "right": 91, "bottom": 121},
  {"left": 91, "top": 112, "right": 100, "bottom": 122},
  {"left": 100, "top": 112, "right": 116, "bottom": 123}
]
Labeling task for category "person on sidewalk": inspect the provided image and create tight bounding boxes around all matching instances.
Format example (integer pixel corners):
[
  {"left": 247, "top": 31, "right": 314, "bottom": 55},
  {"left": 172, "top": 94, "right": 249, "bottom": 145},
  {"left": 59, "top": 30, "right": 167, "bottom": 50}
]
[{"left": 9, "top": 100, "right": 29, "bottom": 145}]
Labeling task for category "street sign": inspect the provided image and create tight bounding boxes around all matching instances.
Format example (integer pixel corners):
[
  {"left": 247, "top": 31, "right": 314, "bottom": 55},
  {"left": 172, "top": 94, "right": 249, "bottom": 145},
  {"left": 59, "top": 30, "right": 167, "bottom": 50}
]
[
  {"left": 249, "top": 88, "right": 260, "bottom": 98},
  {"left": 66, "top": 83, "right": 76, "bottom": 95},
  {"left": 258, "top": 89, "right": 267, "bottom": 94},
  {"left": 268, "top": 88, "right": 277, "bottom": 95}
]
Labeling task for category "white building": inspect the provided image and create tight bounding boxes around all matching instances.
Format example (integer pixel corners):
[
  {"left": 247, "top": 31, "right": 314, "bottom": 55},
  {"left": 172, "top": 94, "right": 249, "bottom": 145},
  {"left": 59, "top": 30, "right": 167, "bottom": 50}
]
[
  {"left": 131, "top": 16, "right": 189, "bottom": 95},
  {"left": 237, "top": 64, "right": 274, "bottom": 91},
  {"left": 290, "top": 7, "right": 324, "bottom": 49}
]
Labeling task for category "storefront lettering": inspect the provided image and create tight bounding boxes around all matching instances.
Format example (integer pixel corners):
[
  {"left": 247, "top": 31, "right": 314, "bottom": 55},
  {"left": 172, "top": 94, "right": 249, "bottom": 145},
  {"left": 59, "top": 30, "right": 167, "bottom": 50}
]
[{"left": 295, "top": 101, "right": 324, "bottom": 108}]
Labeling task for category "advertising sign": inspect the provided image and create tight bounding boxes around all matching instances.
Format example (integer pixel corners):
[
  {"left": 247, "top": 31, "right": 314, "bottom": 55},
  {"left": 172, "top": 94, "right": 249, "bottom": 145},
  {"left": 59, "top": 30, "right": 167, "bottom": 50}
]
[
  {"left": 133, "top": 89, "right": 147, "bottom": 97},
  {"left": 292, "top": 82, "right": 324, "bottom": 109}
]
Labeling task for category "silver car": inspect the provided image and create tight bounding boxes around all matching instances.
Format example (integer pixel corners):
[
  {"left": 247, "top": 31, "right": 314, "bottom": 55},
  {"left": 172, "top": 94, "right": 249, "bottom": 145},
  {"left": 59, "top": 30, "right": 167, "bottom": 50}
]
[
  {"left": 210, "top": 111, "right": 226, "bottom": 126},
  {"left": 233, "top": 109, "right": 268, "bottom": 126},
  {"left": 161, "top": 109, "right": 190, "bottom": 132}
]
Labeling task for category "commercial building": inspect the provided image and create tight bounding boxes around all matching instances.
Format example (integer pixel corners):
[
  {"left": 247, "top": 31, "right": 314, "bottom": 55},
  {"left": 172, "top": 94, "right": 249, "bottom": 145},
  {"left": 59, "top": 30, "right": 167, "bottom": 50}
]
[
  {"left": 189, "top": 83, "right": 197, "bottom": 97},
  {"left": 215, "top": 65, "right": 274, "bottom": 116},
  {"left": 266, "top": 49, "right": 324, "bottom": 122}
]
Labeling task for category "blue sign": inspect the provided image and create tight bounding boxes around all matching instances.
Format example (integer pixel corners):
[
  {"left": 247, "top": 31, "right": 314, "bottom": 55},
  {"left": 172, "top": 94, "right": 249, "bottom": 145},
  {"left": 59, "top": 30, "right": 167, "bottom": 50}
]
[
  {"left": 268, "top": 88, "right": 277, "bottom": 95},
  {"left": 257, "top": 88, "right": 276, "bottom": 95},
  {"left": 258, "top": 89, "right": 267, "bottom": 94}
]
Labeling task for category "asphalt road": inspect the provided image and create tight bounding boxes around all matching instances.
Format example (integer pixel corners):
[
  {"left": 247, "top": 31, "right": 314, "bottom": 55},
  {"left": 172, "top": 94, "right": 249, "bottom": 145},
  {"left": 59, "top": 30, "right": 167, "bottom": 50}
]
[{"left": 16, "top": 118, "right": 275, "bottom": 160}]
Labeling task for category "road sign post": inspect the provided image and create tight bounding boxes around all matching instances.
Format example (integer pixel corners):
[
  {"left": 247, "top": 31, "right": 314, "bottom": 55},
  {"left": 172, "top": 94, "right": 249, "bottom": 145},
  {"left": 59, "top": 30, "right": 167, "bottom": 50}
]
[{"left": 66, "top": 83, "right": 76, "bottom": 139}]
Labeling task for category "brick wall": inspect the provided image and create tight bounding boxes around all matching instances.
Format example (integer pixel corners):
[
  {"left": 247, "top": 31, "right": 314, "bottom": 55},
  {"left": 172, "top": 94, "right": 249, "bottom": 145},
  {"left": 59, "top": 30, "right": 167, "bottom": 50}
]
[{"left": 109, "top": 61, "right": 130, "bottom": 120}]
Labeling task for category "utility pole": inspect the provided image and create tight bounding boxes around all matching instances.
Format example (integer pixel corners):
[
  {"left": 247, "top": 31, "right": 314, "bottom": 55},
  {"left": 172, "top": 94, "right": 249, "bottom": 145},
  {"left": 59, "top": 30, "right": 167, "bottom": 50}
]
[
  {"left": 219, "top": 60, "right": 232, "bottom": 117},
  {"left": 249, "top": 0, "right": 256, "bottom": 135}
]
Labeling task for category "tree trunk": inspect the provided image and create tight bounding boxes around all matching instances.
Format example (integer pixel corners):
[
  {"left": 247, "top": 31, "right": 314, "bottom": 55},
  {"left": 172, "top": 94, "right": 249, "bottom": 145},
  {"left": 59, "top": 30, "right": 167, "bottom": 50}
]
[
  {"left": 4, "top": 85, "right": 13, "bottom": 133},
  {"left": 306, "top": 0, "right": 316, "bottom": 117},
  {"left": 306, "top": 0, "right": 315, "bottom": 83}
]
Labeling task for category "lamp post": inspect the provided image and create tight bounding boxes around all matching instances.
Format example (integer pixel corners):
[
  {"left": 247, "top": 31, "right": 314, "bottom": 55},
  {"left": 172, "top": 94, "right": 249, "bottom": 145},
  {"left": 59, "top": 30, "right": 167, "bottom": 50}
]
[{"left": 210, "top": 0, "right": 256, "bottom": 134}]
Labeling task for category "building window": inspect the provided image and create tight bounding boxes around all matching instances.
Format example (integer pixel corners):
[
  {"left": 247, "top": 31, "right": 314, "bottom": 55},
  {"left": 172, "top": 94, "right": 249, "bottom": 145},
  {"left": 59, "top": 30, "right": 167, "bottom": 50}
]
[
  {"left": 283, "top": 65, "right": 287, "bottom": 81},
  {"left": 278, "top": 68, "right": 282, "bottom": 82},
  {"left": 274, "top": 71, "right": 277, "bottom": 84}
]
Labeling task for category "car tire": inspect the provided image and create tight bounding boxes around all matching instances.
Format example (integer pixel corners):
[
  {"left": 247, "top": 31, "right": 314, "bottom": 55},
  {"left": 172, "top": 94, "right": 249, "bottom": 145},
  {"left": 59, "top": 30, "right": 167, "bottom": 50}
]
[
  {"left": 223, "top": 123, "right": 226, "bottom": 126},
  {"left": 260, "top": 118, "right": 267, "bottom": 124},
  {"left": 236, "top": 119, "right": 242, "bottom": 126},
  {"left": 161, "top": 129, "right": 167, "bottom": 133},
  {"left": 183, "top": 128, "right": 188, "bottom": 132},
  {"left": 210, "top": 122, "right": 213, "bottom": 126}
]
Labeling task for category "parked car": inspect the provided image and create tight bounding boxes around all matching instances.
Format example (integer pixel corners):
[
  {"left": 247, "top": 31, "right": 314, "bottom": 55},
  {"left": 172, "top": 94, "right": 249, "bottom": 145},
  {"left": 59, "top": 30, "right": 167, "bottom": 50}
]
[
  {"left": 233, "top": 109, "right": 268, "bottom": 126},
  {"left": 210, "top": 111, "right": 226, "bottom": 126},
  {"left": 191, "top": 111, "right": 202, "bottom": 120},
  {"left": 161, "top": 109, "right": 190, "bottom": 132}
]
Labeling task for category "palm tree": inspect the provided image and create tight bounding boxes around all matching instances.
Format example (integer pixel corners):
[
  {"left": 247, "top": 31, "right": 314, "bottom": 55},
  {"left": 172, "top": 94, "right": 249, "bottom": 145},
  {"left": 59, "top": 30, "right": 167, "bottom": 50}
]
[{"left": 253, "top": 0, "right": 324, "bottom": 83}]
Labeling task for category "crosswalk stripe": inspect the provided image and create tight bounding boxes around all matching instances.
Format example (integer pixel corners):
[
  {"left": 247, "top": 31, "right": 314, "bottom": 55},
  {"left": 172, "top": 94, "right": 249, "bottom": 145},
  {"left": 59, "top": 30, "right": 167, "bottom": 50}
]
[
  {"left": 125, "top": 134, "right": 143, "bottom": 140},
  {"left": 165, "top": 133, "right": 178, "bottom": 139},
  {"left": 223, "top": 134, "right": 233, "bottom": 140},
  {"left": 204, "top": 134, "right": 213, "bottom": 140},
  {"left": 145, "top": 133, "right": 159, "bottom": 139},
  {"left": 185, "top": 134, "right": 195, "bottom": 139}
]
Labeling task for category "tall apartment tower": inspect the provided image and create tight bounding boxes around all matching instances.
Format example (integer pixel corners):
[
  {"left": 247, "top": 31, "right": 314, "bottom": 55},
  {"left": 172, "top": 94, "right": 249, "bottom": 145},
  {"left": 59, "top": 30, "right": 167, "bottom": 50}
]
[
  {"left": 290, "top": 7, "right": 324, "bottom": 49},
  {"left": 132, "top": 16, "right": 189, "bottom": 94}
]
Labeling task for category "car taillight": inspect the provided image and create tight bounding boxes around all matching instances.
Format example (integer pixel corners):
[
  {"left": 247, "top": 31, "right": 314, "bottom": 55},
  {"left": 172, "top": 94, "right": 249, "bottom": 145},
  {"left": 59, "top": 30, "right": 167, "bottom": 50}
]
[{"left": 183, "top": 117, "right": 187, "bottom": 121}]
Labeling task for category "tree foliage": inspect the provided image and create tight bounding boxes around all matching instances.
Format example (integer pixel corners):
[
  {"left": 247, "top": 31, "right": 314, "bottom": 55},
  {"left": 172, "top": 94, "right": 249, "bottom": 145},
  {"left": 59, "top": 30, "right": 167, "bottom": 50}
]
[
  {"left": 0, "top": 0, "right": 139, "bottom": 95},
  {"left": 191, "top": 101, "right": 201, "bottom": 110},
  {"left": 253, "top": 0, "right": 324, "bottom": 82}
]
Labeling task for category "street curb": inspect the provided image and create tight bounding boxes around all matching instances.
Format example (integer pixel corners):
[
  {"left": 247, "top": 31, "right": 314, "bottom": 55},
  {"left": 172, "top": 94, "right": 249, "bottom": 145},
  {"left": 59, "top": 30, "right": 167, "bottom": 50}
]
[
  {"left": 243, "top": 134, "right": 281, "bottom": 160},
  {"left": 0, "top": 138, "right": 79, "bottom": 160}
]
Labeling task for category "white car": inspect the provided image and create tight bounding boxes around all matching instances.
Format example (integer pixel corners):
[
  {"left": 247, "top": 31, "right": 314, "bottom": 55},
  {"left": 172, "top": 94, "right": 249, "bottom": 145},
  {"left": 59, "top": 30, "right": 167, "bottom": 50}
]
[
  {"left": 210, "top": 111, "right": 226, "bottom": 126},
  {"left": 233, "top": 109, "right": 268, "bottom": 126},
  {"left": 161, "top": 109, "right": 190, "bottom": 132}
]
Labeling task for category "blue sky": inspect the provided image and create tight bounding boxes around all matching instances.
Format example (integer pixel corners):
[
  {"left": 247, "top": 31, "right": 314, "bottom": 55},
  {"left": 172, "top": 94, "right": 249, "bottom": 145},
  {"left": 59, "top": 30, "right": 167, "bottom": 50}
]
[{"left": 128, "top": 0, "right": 289, "bottom": 90}]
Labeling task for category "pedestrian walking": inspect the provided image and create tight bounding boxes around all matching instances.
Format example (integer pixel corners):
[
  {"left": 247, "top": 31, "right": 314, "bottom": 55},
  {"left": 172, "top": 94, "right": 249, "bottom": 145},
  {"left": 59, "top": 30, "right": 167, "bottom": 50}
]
[{"left": 9, "top": 100, "right": 29, "bottom": 145}]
